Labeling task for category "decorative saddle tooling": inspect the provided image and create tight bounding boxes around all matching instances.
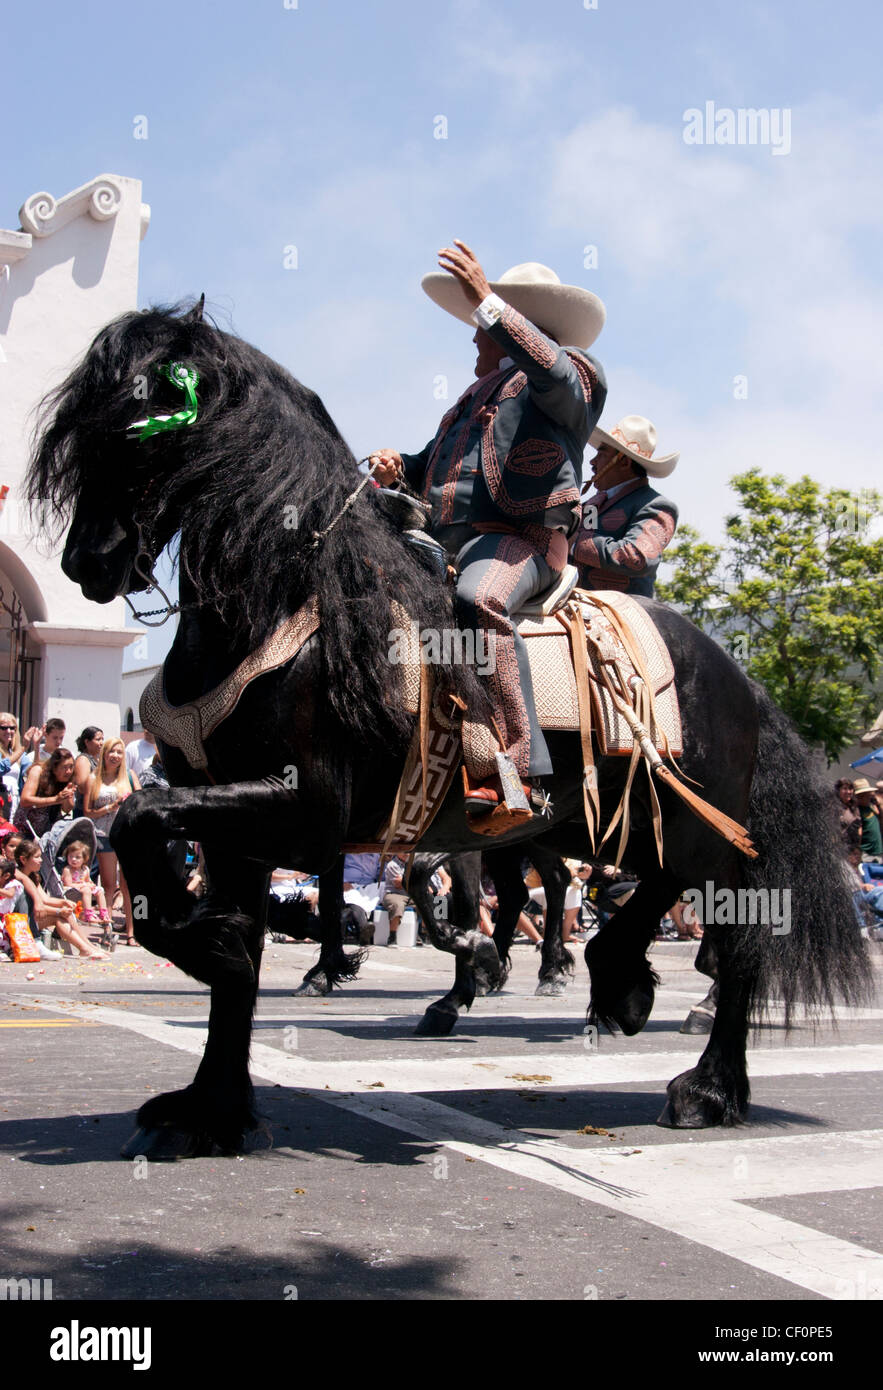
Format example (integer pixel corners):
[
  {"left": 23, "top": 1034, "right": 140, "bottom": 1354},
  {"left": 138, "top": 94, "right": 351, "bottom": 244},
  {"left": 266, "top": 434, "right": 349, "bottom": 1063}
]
[{"left": 140, "top": 585, "right": 756, "bottom": 862}]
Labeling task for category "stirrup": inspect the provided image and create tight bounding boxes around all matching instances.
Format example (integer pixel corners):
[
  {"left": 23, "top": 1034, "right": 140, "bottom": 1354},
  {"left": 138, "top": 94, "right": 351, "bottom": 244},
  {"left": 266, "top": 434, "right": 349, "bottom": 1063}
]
[{"left": 463, "top": 757, "right": 534, "bottom": 838}]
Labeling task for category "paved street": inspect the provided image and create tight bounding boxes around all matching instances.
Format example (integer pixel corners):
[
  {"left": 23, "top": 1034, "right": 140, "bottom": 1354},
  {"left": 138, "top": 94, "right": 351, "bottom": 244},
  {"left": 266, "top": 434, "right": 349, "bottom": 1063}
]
[{"left": 1, "top": 934, "right": 881, "bottom": 1302}]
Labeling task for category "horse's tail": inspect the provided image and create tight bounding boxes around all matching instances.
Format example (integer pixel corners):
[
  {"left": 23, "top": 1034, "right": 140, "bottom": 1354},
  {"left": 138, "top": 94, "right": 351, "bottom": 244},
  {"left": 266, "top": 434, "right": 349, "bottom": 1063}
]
[{"left": 735, "top": 683, "right": 873, "bottom": 1026}]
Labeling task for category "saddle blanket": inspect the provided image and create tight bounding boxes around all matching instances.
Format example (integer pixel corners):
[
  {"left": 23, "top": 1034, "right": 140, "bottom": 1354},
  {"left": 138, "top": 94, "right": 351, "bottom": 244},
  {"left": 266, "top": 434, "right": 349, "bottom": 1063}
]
[{"left": 399, "top": 590, "right": 682, "bottom": 758}]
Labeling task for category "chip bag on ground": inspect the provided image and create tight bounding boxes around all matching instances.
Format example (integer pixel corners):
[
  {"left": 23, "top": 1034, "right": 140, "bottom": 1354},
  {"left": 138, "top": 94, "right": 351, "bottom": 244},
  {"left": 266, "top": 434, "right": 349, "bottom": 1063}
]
[{"left": 3, "top": 913, "right": 41, "bottom": 963}]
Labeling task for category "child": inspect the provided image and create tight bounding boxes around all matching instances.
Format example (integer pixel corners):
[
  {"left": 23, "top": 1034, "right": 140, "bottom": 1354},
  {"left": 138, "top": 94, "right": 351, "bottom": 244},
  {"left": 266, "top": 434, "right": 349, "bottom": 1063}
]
[
  {"left": 0, "top": 856, "right": 21, "bottom": 961},
  {"left": 13, "top": 839, "right": 106, "bottom": 960},
  {"left": 61, "top": 839, "right": 110, "bottom": 925},
  {"left": 0, "top": 855, "right": 24, "bottom": 907}
]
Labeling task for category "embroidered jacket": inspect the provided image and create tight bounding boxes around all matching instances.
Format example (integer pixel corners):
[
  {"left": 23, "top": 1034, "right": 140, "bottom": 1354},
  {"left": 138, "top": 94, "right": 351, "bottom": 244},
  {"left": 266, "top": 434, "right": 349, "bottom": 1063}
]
[
  {"left": 572, "top": 477, "right": 678, "bottom": 598},
  {"left": 400, "top": 304, "right": 607, "bottom": 540}
]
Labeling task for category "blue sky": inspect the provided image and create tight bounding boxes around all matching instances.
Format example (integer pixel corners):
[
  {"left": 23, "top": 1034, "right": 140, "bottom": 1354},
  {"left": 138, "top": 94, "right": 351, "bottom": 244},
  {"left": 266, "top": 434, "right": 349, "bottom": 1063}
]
[{"left": 4, "top": 0, "right": 881, "bottom": 669}]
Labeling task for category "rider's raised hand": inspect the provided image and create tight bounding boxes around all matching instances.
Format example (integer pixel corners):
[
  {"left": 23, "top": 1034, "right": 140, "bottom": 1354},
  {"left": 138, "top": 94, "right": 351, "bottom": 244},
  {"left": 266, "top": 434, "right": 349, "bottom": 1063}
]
[
  {"left": 438, "top": 240, "right": 493, "bottom": 307},
  {"left": 368, "top": 449, "right": 402, "bottom": 486}
]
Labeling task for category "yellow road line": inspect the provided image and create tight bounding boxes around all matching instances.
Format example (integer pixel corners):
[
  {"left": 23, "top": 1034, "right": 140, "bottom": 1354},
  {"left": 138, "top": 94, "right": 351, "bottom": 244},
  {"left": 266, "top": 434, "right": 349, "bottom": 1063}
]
[{"left": 0, "top": 1019, "right": 99, "bottom": 1028}]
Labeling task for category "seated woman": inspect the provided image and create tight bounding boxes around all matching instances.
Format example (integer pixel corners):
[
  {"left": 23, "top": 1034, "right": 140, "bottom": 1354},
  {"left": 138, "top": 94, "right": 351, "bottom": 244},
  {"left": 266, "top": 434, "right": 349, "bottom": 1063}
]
[
  {"left": 0, "top": 712, "right": 31, "bottom": 821},
  {"left": 526, "top": 857, "right": 590, "bottom": 943},
  {"left": 13, "top": 838, "right": 106, "bottom": 959},
  {"left": 13, "top": 747, "right": 77, "bottom": 837}
]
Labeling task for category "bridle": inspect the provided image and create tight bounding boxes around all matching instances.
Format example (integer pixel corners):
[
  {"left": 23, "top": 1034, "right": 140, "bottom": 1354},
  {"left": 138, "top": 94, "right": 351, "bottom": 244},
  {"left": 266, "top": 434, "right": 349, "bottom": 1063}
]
[{"left": 123, "top": 523, "right": 185, "bottom": 627}]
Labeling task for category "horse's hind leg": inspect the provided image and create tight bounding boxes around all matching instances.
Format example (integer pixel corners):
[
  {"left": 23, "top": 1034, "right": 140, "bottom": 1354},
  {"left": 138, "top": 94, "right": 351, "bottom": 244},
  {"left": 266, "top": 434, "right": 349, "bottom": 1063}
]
[
  {"left": 482, "top": 844, "right": 526, "bottom": 990},
  {"left": 680, "top": 931, "right": 719, "bottom": 1035},
  {"left": 530, "top": 845, "right": 574, "bottom": 997},
  {"left": 410, "top": 852, "right": 501, "bottom": 1037},
  {"left": 295, "top": 857, "right": 365, "bottom": 996},
  {"left": 585, "top": 867, "right": 683, "bottom": 1034},
  {"left": 660, "top": 929, "right": 750, "bottom": 1127}
]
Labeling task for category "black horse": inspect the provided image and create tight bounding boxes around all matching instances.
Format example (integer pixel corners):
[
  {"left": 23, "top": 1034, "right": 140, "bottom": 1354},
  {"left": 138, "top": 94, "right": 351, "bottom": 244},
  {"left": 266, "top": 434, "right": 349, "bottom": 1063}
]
[{"left": 26, "top": 301, "right": 870, "bottom": 1158}]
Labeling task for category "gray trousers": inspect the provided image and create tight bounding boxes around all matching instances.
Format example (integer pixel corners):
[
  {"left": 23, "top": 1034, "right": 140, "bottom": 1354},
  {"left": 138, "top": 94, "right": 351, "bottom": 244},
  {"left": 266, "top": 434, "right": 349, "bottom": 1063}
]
[{"left": 451, "top": 530, "right": 556, "bottom": 778}]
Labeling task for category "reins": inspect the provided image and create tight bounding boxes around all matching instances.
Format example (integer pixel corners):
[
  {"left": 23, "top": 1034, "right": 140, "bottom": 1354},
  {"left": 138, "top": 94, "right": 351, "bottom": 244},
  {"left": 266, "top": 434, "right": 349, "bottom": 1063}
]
[{"left": 306, "top": 457, "right": 383, "bottom": 550}]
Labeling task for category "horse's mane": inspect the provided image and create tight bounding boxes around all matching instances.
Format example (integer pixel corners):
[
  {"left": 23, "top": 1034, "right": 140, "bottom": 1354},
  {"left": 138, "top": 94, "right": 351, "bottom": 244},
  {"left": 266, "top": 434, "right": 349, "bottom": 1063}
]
[{"left": 27, "top": 300, "right": 489, "bottom": 747}]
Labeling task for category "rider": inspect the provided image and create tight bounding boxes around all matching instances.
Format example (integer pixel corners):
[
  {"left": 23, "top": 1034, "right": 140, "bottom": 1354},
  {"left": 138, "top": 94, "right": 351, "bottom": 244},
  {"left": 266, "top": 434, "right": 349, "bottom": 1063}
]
[
  {"left": 370, "top": 241, "right": 606, "bottom": 830},
  {"left": 571, "top": 415, "right": 679, "bottom": 598}
]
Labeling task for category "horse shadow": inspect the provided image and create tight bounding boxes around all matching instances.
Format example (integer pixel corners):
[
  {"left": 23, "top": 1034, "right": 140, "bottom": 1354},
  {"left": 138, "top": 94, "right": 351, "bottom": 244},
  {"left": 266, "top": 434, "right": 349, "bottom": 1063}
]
[
  {"left": 0, "top": 1200, "right": 459, "bottom": 1300},
  {"left": 0, "top": 1082, "right": 827, "bottom": 1176}
]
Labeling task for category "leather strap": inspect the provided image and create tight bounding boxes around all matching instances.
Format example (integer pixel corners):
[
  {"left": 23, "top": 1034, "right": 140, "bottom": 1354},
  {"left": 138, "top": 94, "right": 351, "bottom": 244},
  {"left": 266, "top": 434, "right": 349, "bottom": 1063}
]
[
  {"left": 559, "top": 602, "right": 600, "bottom": 851},
  {"left": 140, "top": 597, "right": 321, "bottom": 773}
]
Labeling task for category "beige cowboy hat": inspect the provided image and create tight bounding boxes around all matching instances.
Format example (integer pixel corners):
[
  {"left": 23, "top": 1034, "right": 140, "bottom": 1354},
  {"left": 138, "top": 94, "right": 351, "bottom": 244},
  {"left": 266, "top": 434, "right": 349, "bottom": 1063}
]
[
  {"left": 590, "top": 414, "right": 679, "bottom": 479},
  {"left": 853, "top": 778, "right": 875, "bottom": 795},
  {"left": 421, "top": 261, "right": 606, "bottom": 351}
]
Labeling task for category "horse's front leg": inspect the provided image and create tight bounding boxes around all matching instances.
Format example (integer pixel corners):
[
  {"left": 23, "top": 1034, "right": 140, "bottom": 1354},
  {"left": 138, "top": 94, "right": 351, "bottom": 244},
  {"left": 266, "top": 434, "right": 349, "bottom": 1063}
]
[
  {"left": 531, "top": 844, "right": 574, "bottom": 997},
  {"left": 295, "top": 857, "right": 366, "bottom": 996},
  {"left": 410, "top": 852, "right": 501, "bottom": 1036},
  {"left": 112, "top": 782, "right": 291, "bottom": 1158},
  {"left": 585, "top": 867, "right": 682, "bottom": 1034}
]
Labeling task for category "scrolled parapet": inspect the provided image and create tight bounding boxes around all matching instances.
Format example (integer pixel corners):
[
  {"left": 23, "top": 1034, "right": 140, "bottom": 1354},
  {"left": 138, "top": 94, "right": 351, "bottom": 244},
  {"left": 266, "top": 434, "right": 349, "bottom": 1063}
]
[
  {"left": 89, "top": 180, "right": 123, "bottom": 222},
  {"left": 19, "top": 175, "right": 124, "bottom": 238},
  {"left": 19, "top": 191, "right": 57, "bottom": 235}
]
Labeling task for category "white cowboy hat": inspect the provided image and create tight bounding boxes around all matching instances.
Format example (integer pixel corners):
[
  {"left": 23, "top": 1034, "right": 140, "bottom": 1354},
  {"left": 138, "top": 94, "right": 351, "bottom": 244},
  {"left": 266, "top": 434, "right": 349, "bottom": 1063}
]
[
  {"left": 421, "top": 261, "right": 606, "bottom": 351},
  {"left": 590, "top": 414, "right": 679, "bottom": 478}
]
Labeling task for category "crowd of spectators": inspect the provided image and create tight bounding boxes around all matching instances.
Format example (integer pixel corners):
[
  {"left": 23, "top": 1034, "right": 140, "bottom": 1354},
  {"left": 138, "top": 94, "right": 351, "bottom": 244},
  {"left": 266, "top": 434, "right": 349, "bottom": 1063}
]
[
  {"left": 269, "top": 853, "right": 639, "bottom": 949},
  {"left": 836, "top": 775, "right": 883, "bottom": 938},
  {"left": 0, "top": 715, "right": 167, "bottom": 961}
]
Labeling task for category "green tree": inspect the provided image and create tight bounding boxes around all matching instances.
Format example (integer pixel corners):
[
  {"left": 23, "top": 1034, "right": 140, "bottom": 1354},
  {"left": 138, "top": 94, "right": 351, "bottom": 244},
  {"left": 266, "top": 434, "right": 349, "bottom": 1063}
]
[{"left": 657, "top": 470, "right": 883, "bottom": 762}]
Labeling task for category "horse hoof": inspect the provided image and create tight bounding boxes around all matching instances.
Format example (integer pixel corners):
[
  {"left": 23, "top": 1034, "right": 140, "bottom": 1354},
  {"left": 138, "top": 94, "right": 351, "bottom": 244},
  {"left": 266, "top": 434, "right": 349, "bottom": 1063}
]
[
  {"left": 656, "top": 1098, "right": 713, "bottom": 1129},
  {"left": 679, "top": 1007, "right": 715, "bottom": 1035},
  {"left": 472, "top": 936, "right": 503, "bottom": 989},
  {"left": 293, "top": 978, "right": 329, "bottom": 997},
  {"left": 415, "top": 1004, "right": 458, "bottom": 1037},
  {"left": 120, "top": 1125, "right": 222, "bottom": 1161},
  {"left": 535, "top": 978, "right": 566, "bottom": 997},
  {"left": 657, "top": 1067, "right": 748, "bottom": 1128},
  {"left": 607, "top": 987, "right": 654, "bottom": 1036}
]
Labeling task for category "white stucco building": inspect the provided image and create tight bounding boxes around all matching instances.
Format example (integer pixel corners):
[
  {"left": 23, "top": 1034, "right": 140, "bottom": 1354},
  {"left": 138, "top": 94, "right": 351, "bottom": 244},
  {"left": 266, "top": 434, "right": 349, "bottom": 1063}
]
[{"left": 0, "top": 173, "right": 147, "bottom": 735}]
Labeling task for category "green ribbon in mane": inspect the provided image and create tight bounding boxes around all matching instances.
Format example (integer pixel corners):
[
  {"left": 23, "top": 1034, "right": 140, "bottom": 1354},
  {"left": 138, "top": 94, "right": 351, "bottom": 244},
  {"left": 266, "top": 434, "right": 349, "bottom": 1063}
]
[{"left": 136, "top": 362, "right": 200, "bottom": 442}]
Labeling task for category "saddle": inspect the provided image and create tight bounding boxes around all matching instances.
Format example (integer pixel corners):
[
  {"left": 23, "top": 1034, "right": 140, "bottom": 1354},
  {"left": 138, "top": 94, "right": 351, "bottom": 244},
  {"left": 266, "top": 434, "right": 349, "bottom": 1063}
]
[
  {"left": 383, "top": 575, "right": 753, "bottom": 861},
  {"left": 385, "top": 579, "right": 682, "bottom": 854}
]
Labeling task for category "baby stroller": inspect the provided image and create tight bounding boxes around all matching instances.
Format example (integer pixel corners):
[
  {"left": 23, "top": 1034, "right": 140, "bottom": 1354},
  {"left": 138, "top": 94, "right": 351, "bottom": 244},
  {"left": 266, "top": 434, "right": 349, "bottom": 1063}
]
[
  {"left": 31, "top": 817, "right": 111, "bottom": 953},
  {"left": 583, "top": 872, "right": 639, "bottom": 931}
]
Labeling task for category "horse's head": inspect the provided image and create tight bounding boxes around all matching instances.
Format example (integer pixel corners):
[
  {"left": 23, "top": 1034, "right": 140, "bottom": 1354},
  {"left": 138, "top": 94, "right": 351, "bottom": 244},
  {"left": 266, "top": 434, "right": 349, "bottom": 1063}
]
[{"left": 26, "top": 298, "right": 214, "bottom": 603}]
